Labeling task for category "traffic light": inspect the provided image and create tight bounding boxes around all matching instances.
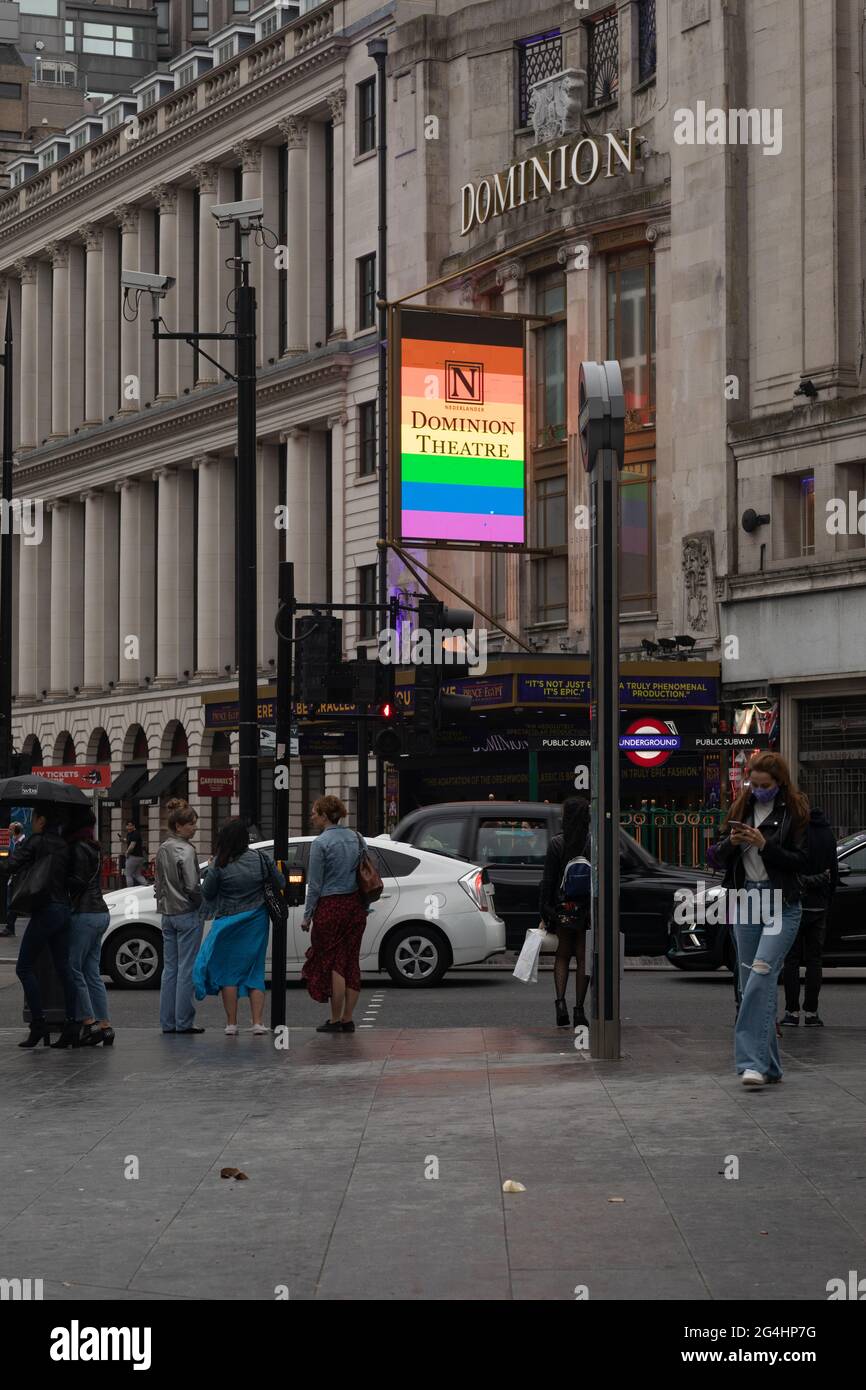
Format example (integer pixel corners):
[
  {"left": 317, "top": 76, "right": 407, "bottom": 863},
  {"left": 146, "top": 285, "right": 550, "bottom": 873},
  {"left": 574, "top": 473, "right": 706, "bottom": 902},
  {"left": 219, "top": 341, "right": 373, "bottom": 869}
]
[
  {"left": 410, "top": 597, "right": 475, "bottom": 750},
  {"left": 293, "top": 614, "right": 344, "bottom": 705},
  {"left": 373, "top": 701, "right": 402, "bottom": 760}
]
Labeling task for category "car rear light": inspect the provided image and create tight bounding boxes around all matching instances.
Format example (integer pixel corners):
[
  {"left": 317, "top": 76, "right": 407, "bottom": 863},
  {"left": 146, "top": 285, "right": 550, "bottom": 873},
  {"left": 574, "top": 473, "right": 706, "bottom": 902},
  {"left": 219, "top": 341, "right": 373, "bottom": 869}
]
[{"left": 458, "top": 869, "right": 487, "bottom": 911}]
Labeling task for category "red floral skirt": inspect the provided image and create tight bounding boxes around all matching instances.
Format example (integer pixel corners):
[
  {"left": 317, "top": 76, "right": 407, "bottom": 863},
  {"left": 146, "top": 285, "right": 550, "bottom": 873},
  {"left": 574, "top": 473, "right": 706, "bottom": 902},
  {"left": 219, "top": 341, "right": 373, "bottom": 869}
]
[{"left": 301, "top": 891, "right": 368, "bottom": 1002}]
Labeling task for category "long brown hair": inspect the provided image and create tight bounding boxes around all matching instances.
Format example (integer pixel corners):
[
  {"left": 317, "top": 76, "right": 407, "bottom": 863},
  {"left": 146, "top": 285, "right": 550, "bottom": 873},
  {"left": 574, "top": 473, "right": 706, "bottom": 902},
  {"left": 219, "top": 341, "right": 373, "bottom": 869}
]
[{"left": 724, "top": 752, "right": 809, "bottom": 833}]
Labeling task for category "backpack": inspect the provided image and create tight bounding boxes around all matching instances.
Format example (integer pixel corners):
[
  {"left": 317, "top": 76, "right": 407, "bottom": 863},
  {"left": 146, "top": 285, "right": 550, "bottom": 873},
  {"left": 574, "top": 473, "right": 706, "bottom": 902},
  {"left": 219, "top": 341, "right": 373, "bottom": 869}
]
[{"left": 559, "top": 844, "right": 592, "bottom": 904}]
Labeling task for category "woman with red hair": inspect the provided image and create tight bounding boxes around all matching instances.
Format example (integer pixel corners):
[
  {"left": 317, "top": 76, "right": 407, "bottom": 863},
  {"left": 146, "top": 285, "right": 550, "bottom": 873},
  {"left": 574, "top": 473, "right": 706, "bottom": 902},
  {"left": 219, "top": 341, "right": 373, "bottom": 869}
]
[{"left": 713, "top": 753, "right": 810, "bottom": 1087}]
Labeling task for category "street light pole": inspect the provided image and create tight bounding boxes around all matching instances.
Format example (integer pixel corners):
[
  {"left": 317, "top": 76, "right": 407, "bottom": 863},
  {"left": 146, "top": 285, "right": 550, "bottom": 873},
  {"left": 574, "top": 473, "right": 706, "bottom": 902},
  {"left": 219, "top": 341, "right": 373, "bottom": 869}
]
[
  {"left": 0, "top": 303, "right": 14, "bottom": 779},
  {"left": 368, "top": 34, "right": 388, "bottom": 834},
  {"left": 235, "top": 255, "right": 259, "bottom": 834}
]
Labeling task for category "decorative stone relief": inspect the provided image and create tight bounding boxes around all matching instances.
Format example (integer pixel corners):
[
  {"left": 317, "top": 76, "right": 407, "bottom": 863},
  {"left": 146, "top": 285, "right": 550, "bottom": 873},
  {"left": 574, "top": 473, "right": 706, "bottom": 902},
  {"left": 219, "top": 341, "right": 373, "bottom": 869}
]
[
  {"left": 494, "top": 260, "right": 525, "bottom": 291},
  {"left": 681, "top": 532, "right": 718, "bottom": 638},
  {"left": 529, "top": 69, "right": 587, "bottom": 144},
  {"left": 327, "top": 89, "right": 346, "bottom": 126},
  {"left": 278, "top": 115, "right": 308, "bottom": 149}
]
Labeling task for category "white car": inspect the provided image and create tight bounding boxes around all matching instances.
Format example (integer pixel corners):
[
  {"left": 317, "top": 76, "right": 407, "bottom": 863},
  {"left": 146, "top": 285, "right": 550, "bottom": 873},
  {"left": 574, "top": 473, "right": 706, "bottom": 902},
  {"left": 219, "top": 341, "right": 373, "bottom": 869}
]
[{"left": 100, "top": 836, "right": 504, "bottom": 989}]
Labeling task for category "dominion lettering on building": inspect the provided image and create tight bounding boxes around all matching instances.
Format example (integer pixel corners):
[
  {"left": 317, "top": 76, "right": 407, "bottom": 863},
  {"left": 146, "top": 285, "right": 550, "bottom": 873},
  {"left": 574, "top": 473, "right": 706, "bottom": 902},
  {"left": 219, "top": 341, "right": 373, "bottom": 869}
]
[{"left": 460, "top": 128, "right": 639, "bottom": 236}]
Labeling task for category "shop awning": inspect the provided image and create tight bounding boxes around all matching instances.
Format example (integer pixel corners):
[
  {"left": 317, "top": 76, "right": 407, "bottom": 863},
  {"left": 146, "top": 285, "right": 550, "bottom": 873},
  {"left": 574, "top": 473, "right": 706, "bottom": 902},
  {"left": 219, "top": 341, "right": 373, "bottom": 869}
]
[
  {"left": 134, "top": 763, "right": 187, "bottom": 806},
  {"left": 103, "top": 765, "right": 149, "bottom": 804}
]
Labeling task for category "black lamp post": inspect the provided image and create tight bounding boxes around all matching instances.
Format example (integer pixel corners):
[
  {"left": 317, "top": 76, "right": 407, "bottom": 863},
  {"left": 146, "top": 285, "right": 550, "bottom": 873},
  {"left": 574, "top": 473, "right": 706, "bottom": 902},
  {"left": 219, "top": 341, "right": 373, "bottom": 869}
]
[{"left": 0, "top": 303, "right": 14, "bottom": 779}]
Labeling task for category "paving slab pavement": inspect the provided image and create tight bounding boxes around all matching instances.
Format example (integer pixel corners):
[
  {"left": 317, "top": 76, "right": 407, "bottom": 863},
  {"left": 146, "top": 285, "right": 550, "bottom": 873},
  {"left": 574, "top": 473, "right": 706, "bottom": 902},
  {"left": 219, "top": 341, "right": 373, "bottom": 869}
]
[{"left": 1, "top": 1022, "right": 865, "bottom": 1301}]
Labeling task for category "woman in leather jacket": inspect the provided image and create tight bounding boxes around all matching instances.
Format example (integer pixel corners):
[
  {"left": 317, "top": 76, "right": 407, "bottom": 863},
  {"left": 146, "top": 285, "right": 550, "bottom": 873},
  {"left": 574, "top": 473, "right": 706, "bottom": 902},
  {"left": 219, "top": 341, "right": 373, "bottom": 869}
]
[
  {"left": 8, "top": 804, "right": 76, "bottom": 1048},
  {"left": 713, "top": 753, "right": 810, "bottom": 1087},
  {"left": 66, "top": 811, "right": 114, "bottom": 1047}
]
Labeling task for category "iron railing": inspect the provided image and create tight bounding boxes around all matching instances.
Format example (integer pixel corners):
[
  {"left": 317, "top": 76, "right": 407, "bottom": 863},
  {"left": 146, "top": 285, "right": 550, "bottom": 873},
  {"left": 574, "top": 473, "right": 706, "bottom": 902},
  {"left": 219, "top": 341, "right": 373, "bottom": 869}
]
[{"left": 621, "top": 808, "right": 727, "bottom": 867}]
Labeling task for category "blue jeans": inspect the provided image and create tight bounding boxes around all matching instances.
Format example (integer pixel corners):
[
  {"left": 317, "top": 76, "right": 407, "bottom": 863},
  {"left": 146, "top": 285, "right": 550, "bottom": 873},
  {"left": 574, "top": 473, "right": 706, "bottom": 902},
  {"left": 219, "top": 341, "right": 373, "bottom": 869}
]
[
  {"left": 733, "top": 879, "right": 802, "bottom": 1079},
  {"left": 69, "top": 911, "right": 110, "bottom": 1022},
  {"left": 159, "top": 911, "right": 203, "bottom": 1032},
  {"left": 16, "top": 901, "right": 76, "bottom": 1022}
]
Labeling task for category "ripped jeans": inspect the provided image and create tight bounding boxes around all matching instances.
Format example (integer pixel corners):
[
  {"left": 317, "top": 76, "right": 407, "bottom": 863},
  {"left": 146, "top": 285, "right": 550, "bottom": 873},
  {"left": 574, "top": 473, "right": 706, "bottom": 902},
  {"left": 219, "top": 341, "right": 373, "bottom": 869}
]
[{"left": 732, "top": 879, "right": 801, "bottom": 1079}]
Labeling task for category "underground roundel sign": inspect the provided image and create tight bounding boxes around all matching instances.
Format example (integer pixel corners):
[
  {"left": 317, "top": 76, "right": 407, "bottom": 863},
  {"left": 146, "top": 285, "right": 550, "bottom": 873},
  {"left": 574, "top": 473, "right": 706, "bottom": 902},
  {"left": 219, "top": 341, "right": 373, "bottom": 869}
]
[{"left": 619, "top": 717, "right": 681, "bottom": 767}]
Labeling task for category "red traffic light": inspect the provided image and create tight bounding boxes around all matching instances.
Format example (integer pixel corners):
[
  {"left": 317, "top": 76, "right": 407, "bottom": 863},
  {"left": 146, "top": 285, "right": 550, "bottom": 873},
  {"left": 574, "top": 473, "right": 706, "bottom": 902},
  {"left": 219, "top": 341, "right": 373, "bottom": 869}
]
[{"left": 378, "top": 702, "right": 393, "bottom": 719}]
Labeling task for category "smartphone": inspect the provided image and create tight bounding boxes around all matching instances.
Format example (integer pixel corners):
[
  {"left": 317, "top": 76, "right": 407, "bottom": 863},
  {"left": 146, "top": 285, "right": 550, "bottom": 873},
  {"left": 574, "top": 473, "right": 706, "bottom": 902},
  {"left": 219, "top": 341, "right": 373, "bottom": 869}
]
[{"left": 728, "top": 820, "right": 749, "bottom": 828}]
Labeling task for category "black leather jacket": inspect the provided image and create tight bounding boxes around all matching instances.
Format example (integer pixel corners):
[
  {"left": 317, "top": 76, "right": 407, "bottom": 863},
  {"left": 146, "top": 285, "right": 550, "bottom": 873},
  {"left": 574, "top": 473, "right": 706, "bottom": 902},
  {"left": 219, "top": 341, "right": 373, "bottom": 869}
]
[
  {"left": 713, "top": 794, "right": 810, "bottom": 905},
  {"left": 68, "top": 840, "right": 110, "bottom": 914},
  {"left": 8, "top": 830, "right": 72, "bottom": 906}
]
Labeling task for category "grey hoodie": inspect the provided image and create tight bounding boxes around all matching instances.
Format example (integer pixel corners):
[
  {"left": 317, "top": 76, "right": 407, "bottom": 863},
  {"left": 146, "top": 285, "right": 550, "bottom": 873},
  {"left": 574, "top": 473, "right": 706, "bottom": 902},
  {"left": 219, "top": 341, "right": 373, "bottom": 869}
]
[{"left": 155, "top": 834, "right": 202, "bottom": 916}]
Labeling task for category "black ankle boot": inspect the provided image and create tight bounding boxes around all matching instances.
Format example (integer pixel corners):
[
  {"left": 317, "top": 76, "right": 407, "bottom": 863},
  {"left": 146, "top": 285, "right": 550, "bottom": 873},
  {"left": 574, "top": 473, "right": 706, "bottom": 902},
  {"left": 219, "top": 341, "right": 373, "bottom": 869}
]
[
  {"left": 84, "top": 1025, "right": 115, "bottom": 1047},
  {"left": 50, "top": 1020, "right": 82, "bottom": 1049},
  {"left": 555, "top": 996, "right": 570, "bottom": 1027},
  {"left": 18, "top": 1021, "right": 49, "bottom": 1049},
  {"left": 574, "top": 1005, "right": 589, "bottom": 1028}
]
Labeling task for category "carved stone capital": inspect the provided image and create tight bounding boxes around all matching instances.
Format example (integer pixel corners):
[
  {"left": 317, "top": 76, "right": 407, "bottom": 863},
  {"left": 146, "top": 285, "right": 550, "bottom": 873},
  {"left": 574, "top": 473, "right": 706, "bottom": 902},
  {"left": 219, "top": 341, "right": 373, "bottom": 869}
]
[
  {"left": 46, "top": 498, "right": 68, "bottom": 513},
  {"left": 190, "top": 163, "right": 218, "bottom": 194},
  {"left": 45, "top": 241, "right": 70, "bottom": 269},
  {"left": 80, "top": 488, "right": 103, "bottom": 503},
  {"left": 14, "top": 258, "right": 38, "bottom": 285},
  {"left": 279, "top": 115, "right": 309, "bottom": 149},
  {"left": 557, "top": 238, "right": 593, "bottom": 272},
  {"left": 459, "top": 277, "right": 479, "bottom": 307},
  {"left": 191, "top": 453, "right": 217, "bottom": 470},
  {"left": 151, "top": 183, "right": 178, "bottom": 214},
  {"left": 327, "top": 412, "right": 349, "bottom": 430},
  {"left": 113, "top": 203, "right": 140, "bottom": 235},
  {"left": 232, "top": 141, "right": 261, "bottom": 173},
  {"left": 327, "top": 89, "right": 346, "bottom": 126},
  {"left": 279, "top": 427, "right": 309, "bottom": 443},
  {"left": 78, "top": 222, "right": 104, "bottom": 252},
  {"left": 646, "top": 220, "right": 671, "bottom": 250},
  {"left": 114, "top": 478, "right": 138, "bottom": 493},
  {"left": 153, "top": 466, "right": 176, "bottom": 482},
  {"left": 495, "top": 260, "right": 525, "bottom": 290}
]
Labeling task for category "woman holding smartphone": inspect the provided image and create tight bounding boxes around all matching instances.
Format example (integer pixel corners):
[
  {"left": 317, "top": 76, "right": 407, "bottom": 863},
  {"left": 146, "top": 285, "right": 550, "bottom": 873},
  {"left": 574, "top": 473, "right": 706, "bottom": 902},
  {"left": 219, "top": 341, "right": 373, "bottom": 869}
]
[{"left": 713, "top": 753, "right": 810, "bottom": 1087}]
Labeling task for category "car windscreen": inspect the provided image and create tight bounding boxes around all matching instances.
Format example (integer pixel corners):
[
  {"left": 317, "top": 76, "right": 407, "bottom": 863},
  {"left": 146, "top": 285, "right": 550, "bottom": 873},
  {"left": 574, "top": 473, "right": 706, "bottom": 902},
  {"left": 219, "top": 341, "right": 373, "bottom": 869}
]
[{"left": 475, "top": 818, "right": 549, "bottom": 865}]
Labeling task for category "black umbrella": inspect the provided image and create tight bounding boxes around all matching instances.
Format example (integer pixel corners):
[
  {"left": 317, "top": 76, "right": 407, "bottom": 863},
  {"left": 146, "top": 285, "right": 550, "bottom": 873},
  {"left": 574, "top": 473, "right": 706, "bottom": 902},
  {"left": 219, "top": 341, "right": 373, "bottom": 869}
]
[{"left": 0, "top": 776, "right": 90, "bottom": 807}]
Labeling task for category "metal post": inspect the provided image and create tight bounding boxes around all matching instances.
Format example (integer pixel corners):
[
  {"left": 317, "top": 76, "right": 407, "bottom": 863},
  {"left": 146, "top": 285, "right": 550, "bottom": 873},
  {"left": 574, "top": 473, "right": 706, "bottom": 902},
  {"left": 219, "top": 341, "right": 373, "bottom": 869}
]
[
  {"left": 271, "top": 561, "right": 293, "bottom": 1031},
  {"left": 579, "top": 361, "right": 625, "bottom": 1061},
  {"left": 356, "top": 710, "right": 369, "bottom": 834},
  {"left": 236, "top": 259, "right": 259, "bottom": 832},
  {"left": 369, "top": 35, "right": 388, "bottom": 834},
  {"left": 0, "top": 303, "right": 13, "bottom": 779}
]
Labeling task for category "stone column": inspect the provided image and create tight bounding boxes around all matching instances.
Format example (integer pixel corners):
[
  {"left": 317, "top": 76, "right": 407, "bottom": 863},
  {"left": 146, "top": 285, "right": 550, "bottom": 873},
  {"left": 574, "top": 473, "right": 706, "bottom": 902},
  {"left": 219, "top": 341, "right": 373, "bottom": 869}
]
[
  {"left": 152, "top": 184, "right": 178, "bottom": 400},
  {"left": 279, "top": 116, "right": 308, "bottom": 356},
  {"left": 194, "top": 455, "right": 235, "bottom": 676},
  {"left": 495, "top": 260, "right": 526, "bottom": 638},
  {"left": 234, "top": 141, "right": 267, "bottom": 368},
  {"left": 283, "top": 428, "right": 310, "bottom": 599},
  {"left": 192, "top": 164, "right": 220, "bottom": 386},
  {"left": 116, "top": 478, "right": 156, "bottom": 687},
  {"left": 256, "top": 441, "right": 280, "bottom": 671},
  {"left": 153, "top": 465, "right": 195, "bottom": 682},
  {"left": 48, "top": 499, "right": 84, "bottom": 696},
  {"left": 328, "top": 412, "right": 347, "bottom": 602},
  {"left": 46, "top": 242, "right": 70, "bottom": 438},
  {"left": 15, "top": 258, "right": 38, "bottom": 449},
  {"left": 327, "top": 91, "right": 346, "bottom": 338},
  {"left": 79, "top": 225, "right": 104, "bottom": 425},
  {"left": 646, "top": 219, "right": 672, "bottom": 634},
  {"left": 81, "top": 488, "right": 119, "bottom": 693},
  {"left": 17, "top": 511, "right": 51, "bottom": 698},
  {"left": 114, "top": 204, "right": 140, "bottom": 413},
  {"left": 559, "top": 237, "right": 594, "bottom": 637}
]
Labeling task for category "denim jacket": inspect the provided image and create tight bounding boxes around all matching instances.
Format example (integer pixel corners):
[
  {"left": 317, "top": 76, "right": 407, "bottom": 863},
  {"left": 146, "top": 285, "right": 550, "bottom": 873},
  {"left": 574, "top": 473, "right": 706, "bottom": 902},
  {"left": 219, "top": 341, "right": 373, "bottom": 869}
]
[
  {"left": 201, "top": 849, "right": 285, "bottom": 919},
  {"left": 304, "top": 825, "right": 366, "bottom": 920}
]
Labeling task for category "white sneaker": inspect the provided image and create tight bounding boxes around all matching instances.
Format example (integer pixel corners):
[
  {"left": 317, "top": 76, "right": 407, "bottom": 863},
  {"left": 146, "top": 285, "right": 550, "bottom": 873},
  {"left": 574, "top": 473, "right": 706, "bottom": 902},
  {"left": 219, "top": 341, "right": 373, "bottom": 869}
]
[
  {"left": 248, "top": 1024, "right": 269, "bottom": 1034},
  {"left": 742, "top": 1069, "right": 766, "bottom": 1086},
  {"left": 224, "top": 1024, "right": 239, "bottom": 1035}
]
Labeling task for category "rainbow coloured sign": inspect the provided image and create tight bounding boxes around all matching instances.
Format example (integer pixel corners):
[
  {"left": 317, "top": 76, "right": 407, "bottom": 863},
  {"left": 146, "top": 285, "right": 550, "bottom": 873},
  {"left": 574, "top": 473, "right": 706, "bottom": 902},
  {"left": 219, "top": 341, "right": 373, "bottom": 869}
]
[{"left": 392, "top": 307, "right": 526, "bottom": 547}]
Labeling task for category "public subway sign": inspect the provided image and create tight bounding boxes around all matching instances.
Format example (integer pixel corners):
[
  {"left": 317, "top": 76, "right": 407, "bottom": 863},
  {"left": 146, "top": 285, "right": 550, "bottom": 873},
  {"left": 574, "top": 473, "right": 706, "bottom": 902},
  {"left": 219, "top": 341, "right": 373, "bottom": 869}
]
[
  {"left": 390, "top": 305, "right": 526, "bottom": 548},
  {"left": 460, "top": 128, "right": 639, "bottom": 236}
]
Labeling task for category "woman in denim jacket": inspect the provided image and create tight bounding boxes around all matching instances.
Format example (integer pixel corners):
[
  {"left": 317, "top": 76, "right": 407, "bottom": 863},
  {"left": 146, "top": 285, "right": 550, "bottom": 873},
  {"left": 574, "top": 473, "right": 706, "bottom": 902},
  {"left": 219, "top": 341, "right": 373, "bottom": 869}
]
[
  {"left": 196, "top": 819, "right": 285, "bottom": 1035},
  {"left": 300, "top": 795, "right": 368, "bottom": 1033}
]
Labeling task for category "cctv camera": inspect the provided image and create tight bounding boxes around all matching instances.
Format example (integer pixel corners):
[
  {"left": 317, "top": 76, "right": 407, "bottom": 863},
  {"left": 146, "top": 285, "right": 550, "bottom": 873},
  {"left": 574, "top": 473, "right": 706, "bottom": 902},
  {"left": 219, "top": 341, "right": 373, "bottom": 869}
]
[
  {"left": 210, "top": 198, "right": 264, "bottom": 230},
  {"left": 120, "top": 270, "right": 176, "bottom": 296}
]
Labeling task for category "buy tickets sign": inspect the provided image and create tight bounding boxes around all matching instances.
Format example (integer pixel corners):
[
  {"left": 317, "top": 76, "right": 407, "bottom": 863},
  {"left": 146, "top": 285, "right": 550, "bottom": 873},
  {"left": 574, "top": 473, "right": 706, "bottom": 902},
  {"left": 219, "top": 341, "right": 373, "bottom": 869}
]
[{"left": 31, "top": 765, "right": 111, "bottom": 789}]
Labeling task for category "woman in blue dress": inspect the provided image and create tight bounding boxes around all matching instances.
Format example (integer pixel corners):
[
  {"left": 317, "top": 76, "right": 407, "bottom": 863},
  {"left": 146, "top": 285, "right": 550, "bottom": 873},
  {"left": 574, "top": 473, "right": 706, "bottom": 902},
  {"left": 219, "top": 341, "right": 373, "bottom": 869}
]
[{"left": 195, "top": 819, "right": 285, "bottom": 1035}]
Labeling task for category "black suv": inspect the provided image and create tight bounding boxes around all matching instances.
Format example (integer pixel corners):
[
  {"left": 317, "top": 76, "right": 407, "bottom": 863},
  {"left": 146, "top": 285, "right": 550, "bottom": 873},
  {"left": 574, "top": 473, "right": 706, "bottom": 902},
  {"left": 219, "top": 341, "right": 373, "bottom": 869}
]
[{"left": 391, "top": 800, "right": 721, "bottom": 953}]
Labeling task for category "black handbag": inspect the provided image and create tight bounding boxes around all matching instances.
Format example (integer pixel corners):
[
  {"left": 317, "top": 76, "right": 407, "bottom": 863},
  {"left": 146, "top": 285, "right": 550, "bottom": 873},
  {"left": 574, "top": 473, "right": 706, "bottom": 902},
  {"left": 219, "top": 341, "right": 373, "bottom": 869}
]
[
  {"left": 9, "top": 842, "right": 54, "bottom": 914},
  {"left": 355, "top": 832, "right": 384, "bottom": 905},
  {"left": 257, "top": 851, "right": 288, "bottom": 928}
]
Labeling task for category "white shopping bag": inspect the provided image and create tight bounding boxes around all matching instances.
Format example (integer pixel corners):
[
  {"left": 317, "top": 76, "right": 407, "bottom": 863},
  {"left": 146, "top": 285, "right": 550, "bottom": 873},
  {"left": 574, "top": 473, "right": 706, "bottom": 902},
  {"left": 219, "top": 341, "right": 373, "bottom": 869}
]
[{"left": 513, "top": 926, "right": 546, "bottom": 984}]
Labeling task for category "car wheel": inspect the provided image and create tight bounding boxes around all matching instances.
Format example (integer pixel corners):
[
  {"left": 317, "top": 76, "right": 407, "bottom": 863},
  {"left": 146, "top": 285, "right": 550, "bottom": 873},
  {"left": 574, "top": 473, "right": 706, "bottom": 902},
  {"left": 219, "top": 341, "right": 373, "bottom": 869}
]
[
  {"left": 382, "top": 924, "right": 450, "bottom": 987},
  {"left": 103, "top": 925, "right": 163, "bottom": 989}
]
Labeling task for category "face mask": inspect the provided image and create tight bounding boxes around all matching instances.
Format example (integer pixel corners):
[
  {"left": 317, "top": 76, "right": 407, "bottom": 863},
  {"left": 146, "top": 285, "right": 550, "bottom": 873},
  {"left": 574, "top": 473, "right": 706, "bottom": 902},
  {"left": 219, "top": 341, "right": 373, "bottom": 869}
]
[{"left": 752, "top": 785, "right": 779, "bottom": 804}]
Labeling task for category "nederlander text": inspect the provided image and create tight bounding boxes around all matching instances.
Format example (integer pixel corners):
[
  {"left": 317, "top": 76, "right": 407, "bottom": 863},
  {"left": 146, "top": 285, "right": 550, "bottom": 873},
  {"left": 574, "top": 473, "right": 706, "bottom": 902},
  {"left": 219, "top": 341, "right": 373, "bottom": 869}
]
[{"left": 460, "top": 128, "right": 638, "bottom": 236}]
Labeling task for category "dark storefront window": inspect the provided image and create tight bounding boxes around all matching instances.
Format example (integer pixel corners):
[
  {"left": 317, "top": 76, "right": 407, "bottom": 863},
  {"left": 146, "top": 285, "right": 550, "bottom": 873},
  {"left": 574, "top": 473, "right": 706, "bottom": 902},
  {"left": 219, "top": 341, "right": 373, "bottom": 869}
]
[
  {"left": 587, "top": 8, "right": 619, "bottom": 108},
  {"left": 358, "top": 401, "right": 376, "bottom": 476},
  {"left": 516, "top": 31, "right": 562, "bottom": 129},
  {"left": 532, "top": 475, "right": 567, "bottom": 624},
  {"left": 534, "top": 269, "right": 566, "bottom": 446}
]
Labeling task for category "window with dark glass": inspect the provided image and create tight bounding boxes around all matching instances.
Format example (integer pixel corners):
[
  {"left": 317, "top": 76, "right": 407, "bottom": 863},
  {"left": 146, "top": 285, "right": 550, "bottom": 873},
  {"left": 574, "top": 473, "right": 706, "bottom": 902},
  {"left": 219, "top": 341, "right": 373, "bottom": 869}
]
[
  {"left": 359, "top": 401, "right": 376, "bottom": 477},
  {"left": 619, "top": 457, "right": 656, "bottom": 613},
  {"left": 516, "top": 31, "right": 562, "bottom": 129},
  {"left": 534, "top": 270, "right": 566, "bottom": 447},
  {"left": 357, "top": 77, "right": 376, "bottom": 155},
  {"left": 587, "top": 8, "right": 619, "bottom": 107},
  {"left": 532, "top": 475, "right": 567, "bottom": 624},
  {"left": 324, "top": 120, "right": 334, "bottom": 336},
  {"left": 191, "top": 0, "right": 209, "bottom": 31},
  {"left": 359, "top": 564, "right": 377, "bottom": 639},
  {"left": 607, "top": 249, "right": 655, "bottom": 423},
  {"left": 278, "top": 144, "right": 287, "bottom": 354},
  {"left": 357, "top": 253, "right": 376, "bottom": 330},
  {"left": 0, "top": 83, "right": 22, "bottom": 99},
  {"left": 638, "top": 0, "right": 656, "bottom": 83}
]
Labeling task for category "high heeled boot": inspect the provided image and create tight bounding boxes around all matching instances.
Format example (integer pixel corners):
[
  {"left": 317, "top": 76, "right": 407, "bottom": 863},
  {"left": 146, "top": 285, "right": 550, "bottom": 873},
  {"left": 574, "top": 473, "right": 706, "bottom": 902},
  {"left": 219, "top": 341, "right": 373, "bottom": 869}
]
[
  {"left": 18, "top": 1021, "right": 50, "bottom": 1048},
  {"left": 50, "top": 1020, "right": 83, "bottom": 1049}
]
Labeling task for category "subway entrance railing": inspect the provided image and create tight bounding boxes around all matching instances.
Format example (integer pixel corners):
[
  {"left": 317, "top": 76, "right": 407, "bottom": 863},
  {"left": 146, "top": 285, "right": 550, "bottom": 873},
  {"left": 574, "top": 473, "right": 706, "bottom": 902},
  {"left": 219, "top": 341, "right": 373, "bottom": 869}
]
[{"left": 620, "top": 808, "right": 727, "bottom": 868}]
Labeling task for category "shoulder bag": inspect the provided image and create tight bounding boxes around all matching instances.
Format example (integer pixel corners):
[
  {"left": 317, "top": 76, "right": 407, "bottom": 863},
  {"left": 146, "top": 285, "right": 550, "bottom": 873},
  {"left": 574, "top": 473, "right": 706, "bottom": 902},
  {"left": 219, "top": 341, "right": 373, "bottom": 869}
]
[
  {"left": 256, "top": 851, "right": 288, "bottom": 928},
  {"left": 355, "top": 832, "right": 383, "bottom": 905},
  {"left": 9, "top": 841, "right": 55, "bottom": 914}
]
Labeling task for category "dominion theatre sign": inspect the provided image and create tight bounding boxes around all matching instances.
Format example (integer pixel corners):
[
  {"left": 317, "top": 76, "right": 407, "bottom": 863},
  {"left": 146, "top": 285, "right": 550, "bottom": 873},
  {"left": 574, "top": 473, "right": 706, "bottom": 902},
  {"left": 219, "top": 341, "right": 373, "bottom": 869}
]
[{"left": 460, "top": 127, "right": 638, "bottom": 236}]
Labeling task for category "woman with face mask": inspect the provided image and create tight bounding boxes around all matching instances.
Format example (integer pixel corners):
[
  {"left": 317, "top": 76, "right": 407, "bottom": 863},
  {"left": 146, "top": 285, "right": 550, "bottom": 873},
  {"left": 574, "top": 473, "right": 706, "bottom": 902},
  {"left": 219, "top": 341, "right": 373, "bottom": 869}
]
[{"left": 713, "top": 753, "right": 810, "bottom": 1086}]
